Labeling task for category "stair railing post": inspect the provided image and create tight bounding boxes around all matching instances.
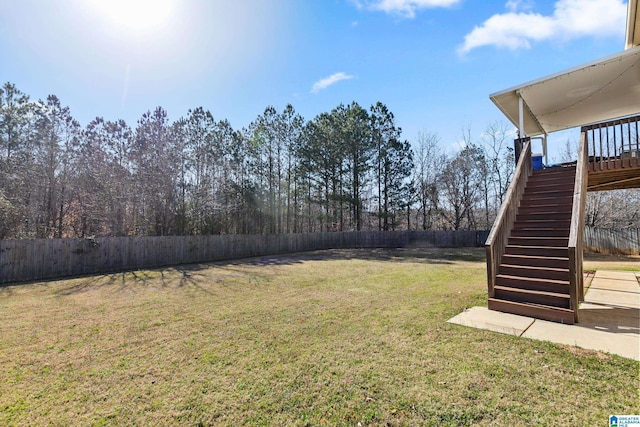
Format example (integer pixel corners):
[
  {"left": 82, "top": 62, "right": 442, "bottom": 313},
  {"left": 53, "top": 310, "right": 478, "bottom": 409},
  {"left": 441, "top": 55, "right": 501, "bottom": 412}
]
[{"left": 569, "top": 130, "right": 589, "bottom": 322}]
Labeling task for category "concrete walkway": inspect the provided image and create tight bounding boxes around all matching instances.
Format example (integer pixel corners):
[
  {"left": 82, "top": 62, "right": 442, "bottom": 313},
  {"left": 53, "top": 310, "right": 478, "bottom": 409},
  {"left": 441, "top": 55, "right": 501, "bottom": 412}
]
[{"left": 448, "top": 270, "right": 640, "bottom": 360}]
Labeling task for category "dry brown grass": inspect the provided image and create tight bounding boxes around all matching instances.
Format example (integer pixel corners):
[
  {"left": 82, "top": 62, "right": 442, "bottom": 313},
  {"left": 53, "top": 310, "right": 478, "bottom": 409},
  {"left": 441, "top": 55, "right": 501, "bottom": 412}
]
[{"left": 0, "top": 248, "right": 638, "bottom": 426}]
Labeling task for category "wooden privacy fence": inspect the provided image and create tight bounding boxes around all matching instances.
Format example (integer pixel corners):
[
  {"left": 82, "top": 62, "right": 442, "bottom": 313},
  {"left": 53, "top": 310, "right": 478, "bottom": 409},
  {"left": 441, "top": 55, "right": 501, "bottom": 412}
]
[
  {"left": 0, "top": 230, "right": 489, "bottom": 284},
  {"left": 584, "top": 227, "right": 640, "bottom": 255}
]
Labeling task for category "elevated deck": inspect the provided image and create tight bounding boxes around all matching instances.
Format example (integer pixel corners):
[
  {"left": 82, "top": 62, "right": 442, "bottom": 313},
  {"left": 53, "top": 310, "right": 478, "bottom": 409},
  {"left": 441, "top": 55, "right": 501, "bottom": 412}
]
[
  {"left": 584, "top": 116, "right": 640, "bottom": 192},
  {"left": 588, "top": 159, "right": 640, "bottom": 191}
]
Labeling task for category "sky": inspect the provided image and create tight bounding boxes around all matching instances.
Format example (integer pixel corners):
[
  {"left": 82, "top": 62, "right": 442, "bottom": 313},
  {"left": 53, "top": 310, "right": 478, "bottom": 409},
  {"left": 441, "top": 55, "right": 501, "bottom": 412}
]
[{"left": 0, "top": 0, "right": 630, "bottom": 161}]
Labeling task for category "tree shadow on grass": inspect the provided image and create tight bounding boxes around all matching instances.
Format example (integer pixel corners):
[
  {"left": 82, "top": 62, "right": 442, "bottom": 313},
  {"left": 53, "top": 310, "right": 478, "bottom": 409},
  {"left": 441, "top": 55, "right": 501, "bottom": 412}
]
[
  {"left": 270, "top": 247, "right": 487, "bottom": 264},
  {"left": 53, "top": 270, "right": 163, "bottom": 295},
  {"left": 2, "top": 247, "right": 487, "bottom": 296}
]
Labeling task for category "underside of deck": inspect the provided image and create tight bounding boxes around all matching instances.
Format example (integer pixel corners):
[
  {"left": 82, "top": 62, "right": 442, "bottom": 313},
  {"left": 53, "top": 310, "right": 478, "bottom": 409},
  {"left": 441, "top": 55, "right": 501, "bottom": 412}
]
[{"left": 588, "top": 158, "right": 640, "bottom": 191}]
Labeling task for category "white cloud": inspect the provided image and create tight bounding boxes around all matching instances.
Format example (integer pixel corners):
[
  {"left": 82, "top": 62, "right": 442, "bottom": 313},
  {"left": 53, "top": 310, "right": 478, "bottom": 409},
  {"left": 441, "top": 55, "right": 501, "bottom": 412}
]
[
  {"left": 505, "top": 0, "right": 534, "bottom": 13},
  {"left": 311, "top": 72, "right": 355, "bottom": 94},
  {"left": 355, "top": 0, "right": 460, "bottom": 18},
  {"left": 505, "top": 0, "right": 520, "bottom": 12},
  {"left": 458, "top": 0, "right": 627, "bottom": 55}
]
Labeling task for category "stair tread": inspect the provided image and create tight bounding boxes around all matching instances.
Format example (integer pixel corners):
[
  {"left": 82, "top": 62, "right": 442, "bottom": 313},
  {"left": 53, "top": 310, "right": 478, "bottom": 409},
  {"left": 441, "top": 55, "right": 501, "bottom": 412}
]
[
  {"left": 515, "top": 216, "right": 572, "bottom": 220},
  {"left": 494, "top": 285, "right": 570, "bottom": 298},
  {"left": 526, "top": 185, "right": 573, "bottom": 189},
  {"left": 510, "top": 236, "right": 568, "bottom": 240},
  {"left": 516, "top": 211, "right": 572, "bottom": 215},
  {"left": 526, "top": 206, "right": 573, "bottom": 209},
  {"left": 515, "top": 217, "right": 571, "bottom": 224},
  {"left": 504, "top": 252, "right": 568, "bottom": 258},
  {"left": 496, "top": 274, "right": 570, "bottom": 285},
  {"left": 502, "top": 254, "right": 569, "bottom": 261},
  {"left": 515, "top": 218, "right": 571, "bottom": 222},
  {"left": 512, "top": 228, "right": 570, "bottom": 232},
  {"left": 506, "top": 244, "right": 567, "bottom": 249},
  {"left": 522, "top": 201, "right": 573, "bottom": 205},
  {"left": 499, "top": 264, "right": 569, "bottom": 273},
  {"left": 521, "top": 192, "right": 573, "bottom": 197},
  {"left": 526, "top": 181, "right": 574, "bottom": 185},
  {"left": 532, "top": 167, "right": 576, "bottom": 173},
  {"left": 522, "top": 191, "right": 574, "bottom": 196},
  {"left": 517, "top": 210, "right": 572, "bottom": 214},
  {"left": 508, "top": 241, "right": 569, "bottom": 246},
  {"left": 504, "top": 245, "right": 569, "bottom": 254},
  {"left": 521, "top": 200, "right": 573, "bottom": 205},
  {"left": 511, "top": 232, "right": 570, "bottom": 237},
  {"left": 515, "top": 215, "right": 572, "bottom": 219},
  {"left": 513, "top": 227, "right": 570, "bottom": 231},
  {"left": 512, "top": 227, "right": 570, "bottom": 230}
]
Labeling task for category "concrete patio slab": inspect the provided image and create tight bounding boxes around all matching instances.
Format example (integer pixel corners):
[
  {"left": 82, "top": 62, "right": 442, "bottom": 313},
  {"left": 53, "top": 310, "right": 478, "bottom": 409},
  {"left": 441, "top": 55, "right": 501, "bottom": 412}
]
[
  {"left": 447, "top": 306, "right": 534, "bottom": 336},
  {"left": 521, "top": 318, "right": 640, "bottom": 360},
  {"left": 448, "top": 270, "right": 640, "bottom": 360},
  {"left": 578, "top": 302, "right": 639, "bottom": 336},
  {"left": 583, "top": 270, "right": 640, "bottom": 309}
]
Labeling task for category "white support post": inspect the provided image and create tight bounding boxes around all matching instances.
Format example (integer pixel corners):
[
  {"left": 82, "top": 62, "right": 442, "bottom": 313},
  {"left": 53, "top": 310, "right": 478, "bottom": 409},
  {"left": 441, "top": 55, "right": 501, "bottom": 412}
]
[
  {"left": 543, "top": 133, "right": 548, "bottom": 165},
  {"left": 518, "top": 93, "right": 525, "bottom": 138}
]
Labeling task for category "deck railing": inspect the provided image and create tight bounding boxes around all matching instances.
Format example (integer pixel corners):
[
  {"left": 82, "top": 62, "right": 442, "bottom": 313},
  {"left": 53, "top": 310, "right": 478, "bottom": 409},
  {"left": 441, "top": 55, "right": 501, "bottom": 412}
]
[
  {"left": 583, "top": 115, "right": 640, "bottom": 171},
  {"left": 486, "top": 138, "right": 532, "bottom": 297},
  {"left": 568, "top": 131, "right": 589, "bottom": 322}
]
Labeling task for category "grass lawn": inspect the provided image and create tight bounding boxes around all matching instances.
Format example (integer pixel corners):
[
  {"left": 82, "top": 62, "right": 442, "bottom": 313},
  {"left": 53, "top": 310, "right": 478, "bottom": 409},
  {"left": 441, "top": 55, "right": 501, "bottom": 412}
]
[
  {"left": 584, "top": 252, "right": 640, "bottom": 272},
  {"left": 1, "top": 248, "right": 638, "bottom": 426}
]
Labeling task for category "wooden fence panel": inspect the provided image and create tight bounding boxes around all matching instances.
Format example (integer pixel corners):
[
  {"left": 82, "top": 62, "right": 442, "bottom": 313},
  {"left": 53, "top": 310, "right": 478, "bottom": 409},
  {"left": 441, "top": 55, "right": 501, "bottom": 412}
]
[
  {"left": 0, "top": 240, "right": 15, "bottom": 282},
  {"left": 584, "top": 227, "right": 640, "bottom": 255},
  {"left": 0, "top": 230, "right": 527, "bottom": 285}
]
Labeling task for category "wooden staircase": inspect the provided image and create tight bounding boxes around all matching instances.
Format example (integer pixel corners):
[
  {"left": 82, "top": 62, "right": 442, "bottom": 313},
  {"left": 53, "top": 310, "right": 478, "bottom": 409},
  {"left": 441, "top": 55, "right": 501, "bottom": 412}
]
[{"left": 488, "top": 166, "right": 577, "bottom": 324}]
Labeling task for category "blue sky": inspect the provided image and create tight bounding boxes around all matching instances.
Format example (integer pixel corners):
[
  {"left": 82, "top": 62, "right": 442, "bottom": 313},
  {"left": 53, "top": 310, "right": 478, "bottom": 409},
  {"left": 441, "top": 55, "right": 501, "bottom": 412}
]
[{"left": 0, "top": 0, "right": 629, "bottom": 159}]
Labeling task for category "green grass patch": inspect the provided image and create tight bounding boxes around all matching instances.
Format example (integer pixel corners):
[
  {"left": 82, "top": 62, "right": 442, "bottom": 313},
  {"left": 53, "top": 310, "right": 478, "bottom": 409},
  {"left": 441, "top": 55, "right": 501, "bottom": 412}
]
[
  {"left": 0, "top": 248, "right": 637, "bottom": 426},
  {"left": 584, "top": 252, "right": 640, "bottom": 272}
]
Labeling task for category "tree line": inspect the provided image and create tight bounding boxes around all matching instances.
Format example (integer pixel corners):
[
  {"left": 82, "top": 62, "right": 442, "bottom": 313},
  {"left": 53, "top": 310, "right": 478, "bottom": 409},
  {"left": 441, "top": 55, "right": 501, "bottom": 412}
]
[{"left": 1, "top": 82, "right": 635, "bottom": 239}]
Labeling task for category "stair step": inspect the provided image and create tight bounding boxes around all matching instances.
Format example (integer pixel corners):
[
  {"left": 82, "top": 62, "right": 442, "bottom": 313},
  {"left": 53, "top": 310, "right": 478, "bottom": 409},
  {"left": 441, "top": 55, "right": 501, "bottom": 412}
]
[
  {"left": 525, "top": 183, "right": 575, "bottom": 193},
  {"left": 513, "top": 220, "right": 571, "bottom": 229},
  {"left": 516, "top": 212, "right": 572, "bottom": 221},
  {"left": 519, "top": 199, "right": 573, "bottom": 207},
  {"left": 518, "top": 203, "right": 573, "bottom": 212},
  {"left": 494, "top": 285, "right": 570, "bottom": 308},
  {"left": 488, "top": 298, "right": 575, "bottom": 324},
  {"left": 508, "top": 236, "right": 569, "bottom": 246},
  {"left": 511, "top": 228, "right": 569, "bottom": 238},
  {"left": 527, "top": 173, "right": 576, "bottom": 185},
  {"left": 502, "top": 254, "right": 569, "bottom": 269},
  {"left": 521, "top": 190, "right": 575, "bottom": 200},
  {"left": 496, "top": 274, "right": 570, "bottom": 292},
  {"left": 523, "top": 192, "right": 574, "bottom": 199},
  {"left": 528, "top": 170, "right": 575, "bottom": 178},
  {"left": 526, "top": 180, "right": 574, "bottom": 189},
  {"left": 527, "top": 173, "right": 576, "bottom": 184},
  {"left": 504, "top": 245, "right": 568, "bottom": 257},
  {"left": 517, "top": 206, "right": 572, "bottom": 214},
  {"left": 532, "top": 166, "right": 576, "bottom": 176},
  {"left": 498, "top": 264, "right": 570, "bottom": 281}
]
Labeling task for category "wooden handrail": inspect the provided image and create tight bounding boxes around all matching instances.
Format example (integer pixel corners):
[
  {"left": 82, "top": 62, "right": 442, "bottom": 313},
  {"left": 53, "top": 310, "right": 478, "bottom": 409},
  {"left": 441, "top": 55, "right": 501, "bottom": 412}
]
[
  {"left": 568, "top": 131, "right": 588, "bottom": 322},
  {"left": 486, "top": 139, "right": 532, "bottom": 298}
]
